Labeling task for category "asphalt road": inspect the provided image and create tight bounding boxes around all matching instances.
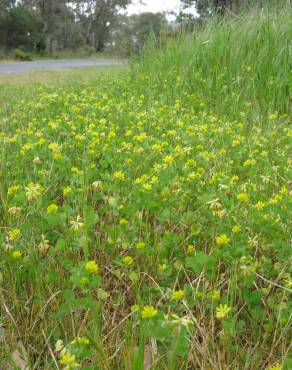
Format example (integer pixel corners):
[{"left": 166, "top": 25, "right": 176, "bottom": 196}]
[{"left": 0, "top": 59, "right": 123, "bottom": 74}]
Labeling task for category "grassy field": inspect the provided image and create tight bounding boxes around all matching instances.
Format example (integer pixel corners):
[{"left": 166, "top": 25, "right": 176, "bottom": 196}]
[
  {"left": 0, "top": 66, "right": 125, "bottom": 85},
  {"left": 0, "top": 50, "right": 122, "bottom": 63},
  {"left": 0, "top": 5, "right": 291, "bottom": 370}
]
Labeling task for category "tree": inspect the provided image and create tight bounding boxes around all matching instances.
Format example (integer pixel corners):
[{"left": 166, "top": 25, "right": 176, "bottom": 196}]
[
  {"left": 179, "top": 0, "right": 277, "bottom": 18},
  {"left": 181, "top": 0, "right": 240, "bottom": 18},
  {"left": 0, "top": 0, "right": 134, "bottom": 54},
  {"left": 133, "top": 12, "right": 167, "bottom": 48},
  {"left": 35, "top": 0, "right": 70, "bottom": 52},
  {"left": 0, "top": 0, "right": 16, "bottom": 47},
  {"left": 0, "top": 2, "right": 45, "bottom": 52},
  {"left": 112, "top": 12, "right": 167, "bottom": 56},
  {"left": 180, "top": 0, "right": 220, "bottom": 18},
  {"left": 72, "top": 0, "right": 133, "bottom": 52}
]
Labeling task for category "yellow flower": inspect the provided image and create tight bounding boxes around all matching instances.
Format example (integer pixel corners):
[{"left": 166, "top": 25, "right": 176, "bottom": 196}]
[
  {"left": 12, "top": 250, "right": 22, "bottom": 259},
  {"left": 119, "top": 218, "right": 128, "bottom": 225},
  {"left": 216, "top": 234, "right": 230, "bottom": 246},
  {"left": 130, "top": 304, "right": 139, "bottom": 312},
  {"left": 268, "top": 194, "right": 282, "bottom": 205},
  {"left": 216, "top": 304, "right": 232, "bottom": 319},
  {"left": 48, "top": 142, "right": 61, "bottom": 152},
  {"left": 187, "top": 245, "right": 195, "bottom": 254},
  {"left": 71, "top": 337, "right": 90, "bottom": 346},
  {"left": 7, "top": 185, "right": 20, "bottom": 197},
  {"left": 253, "top": 201, "right": 265, "bottom": 210},
  {"left": 63, "top": 187, "right": 72, "bottom": 196},
  {"left": 59, "top": 351, "right": 80, "bottom": 369},
  {"left": 123, "top": 256, "right": 133, "bottom": 265},
  {"left": 269, "top": 363, "right": 282, "bottom": 370},
  {"left": 163, "top": 155, "right": 174, "bottom": 165},
  {"left": 85, "top": 260, "right": 99, "bottom": 274},
  {"left": 171, "top": 290, "right": 185, "bottom": 301},
  {"left": 8, "top": 228, "right": 21, "bottom": 241},
  {"left": 152, "top": 143, "right": 163, "bottom": 152},
  {"left": 135, "top": 174, "right": 148, "bottom": 185},
  {"left": 143, "top": 183, "right": 152, "bottom": 190},
  {"left": 243, "top": 159, "right": 256, "bottom": 167},
  {"left": 186, "top": 159, "right": 196, "bottom": 167},
  {"left": 47, "top": 203, "right": 58, "bottom": 214},
  {"left": 141, "top": 305, "right": 158, "bottom": 319},
  {"left": 136, "top": 241, "right": 145, "bottom": 249},
  {"left": 280, "top": 186, "right": 288, "bottom": 195},
  {"left": 237, "top": 192, "right": 249, "bottom": 203},
  {"left": 232, "top": 225, "right": 241, "bottom": 234},
  {"left": 113, "top": 171, "right": 125, "bottom": 181},
  {"left": 71, "top": 167, "right": 80, "bottom": 174}
]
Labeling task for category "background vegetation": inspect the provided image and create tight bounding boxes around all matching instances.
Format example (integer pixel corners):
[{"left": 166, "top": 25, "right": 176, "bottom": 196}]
[
  {"left": 0, "top": 1, "right": 291, "bottom": 369},
  {"left": 1, "top": 0, "right": 289, "bottom": 60},
  {"left": 0, "top": 0, "right": 166, "bottom": 59}
]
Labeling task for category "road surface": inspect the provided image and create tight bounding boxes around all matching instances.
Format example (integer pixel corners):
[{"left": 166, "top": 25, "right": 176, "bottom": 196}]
[{"left": 0, "top": 59, "right": 123, "bottom": 74}]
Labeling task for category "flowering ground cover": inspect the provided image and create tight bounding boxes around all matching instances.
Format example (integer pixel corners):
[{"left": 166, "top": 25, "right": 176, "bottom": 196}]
[{"left": 0, "top": 7, "right": 291, "bottom": 370}]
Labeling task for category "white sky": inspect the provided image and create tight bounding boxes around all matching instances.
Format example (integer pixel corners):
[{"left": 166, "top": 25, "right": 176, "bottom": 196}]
[{"left": 126, "top": 0, "right": 182, "bottom": 15}]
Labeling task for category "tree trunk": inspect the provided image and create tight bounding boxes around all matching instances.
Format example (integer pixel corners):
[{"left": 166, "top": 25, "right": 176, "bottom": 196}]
[{"left": 96, "top": 38, "right": 104, "bottom": 52}]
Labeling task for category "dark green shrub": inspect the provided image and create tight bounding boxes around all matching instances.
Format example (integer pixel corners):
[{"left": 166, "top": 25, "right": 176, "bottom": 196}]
[
  {"left": 11, "top": 48, "right": 32, "bottom": 61},
  {"left": 79, "top": 45, "right": 96, "bottom": 56},
  {"left": 0, "top": 49, "right": 6, "bottom": 60}
]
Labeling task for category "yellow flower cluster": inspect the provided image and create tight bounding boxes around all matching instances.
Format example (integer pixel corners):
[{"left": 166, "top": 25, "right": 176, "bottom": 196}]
[
  {"left": 141, "top": 305, "right": 158, "bottom": 319},
  {"left": 171, "top": 290, "right": 185, "bottom": 301},
  {"left": 85, "top": 260, "right": 99, "bottom": 274},
  {"left": 47, "top": 203, "right": 58, "bottom": 214},
  {"left": 216, "top": 304, "right": 232, "bottom": 319},
  {"left": 216, "top": 234, "right": 230, "bottom": 246}
]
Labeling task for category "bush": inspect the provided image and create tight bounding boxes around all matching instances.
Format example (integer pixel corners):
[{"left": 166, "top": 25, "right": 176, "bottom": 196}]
[
  {"left": 11, "top": 48, "right": 33, "bottom": 61},
  {"left": 0, "top": 49, "right": 6, "bottom": 60},
  {"left": 78, "top": 45, "right": 96, "bottom": 56}
]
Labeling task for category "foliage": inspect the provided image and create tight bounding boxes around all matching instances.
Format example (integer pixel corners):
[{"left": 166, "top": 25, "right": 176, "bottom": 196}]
[
  {"left": 0, "top": 0, "right": 132, "bottom": 54},
  {"left": 179, "top": 0, "right": 291, "bottom": 19},
  {"left": 0, "top": 3, "right": 45, "bottom": 52},
  {"left": 134, "top": 5, "right": 292, "bottom": 117},
  {"left": 0, "top": 5, "right": 291, "bottom": 369},
  {"left": 10, "top": 48, "right": 32, "bottom": 61},
  {"left": 112, "top": 12, "right": 167, "bottom": 56}
]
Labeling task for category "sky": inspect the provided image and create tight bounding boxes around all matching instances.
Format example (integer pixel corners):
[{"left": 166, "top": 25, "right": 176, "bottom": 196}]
[{"left": 126, "top": 0, "right": 182, "bottom": 15}]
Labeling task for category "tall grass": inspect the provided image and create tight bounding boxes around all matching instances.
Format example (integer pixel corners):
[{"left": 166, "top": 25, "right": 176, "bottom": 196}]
[
  {"left": 1, "top": 4, "right": 291, "bottom": 370},
  {"left": 132, "top": 5, "right": 292, "bottom": 119}
]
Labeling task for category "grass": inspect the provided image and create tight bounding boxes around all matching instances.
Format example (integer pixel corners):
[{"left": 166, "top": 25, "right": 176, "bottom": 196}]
[
  {"left": 0, "top": 66, "right": 126, "bottom": 85},
  {"left": 132, "top": 4, "right": 292, "bottom": 118},
  {"left": 31, "top": 51, "right": 121, "bottom": 61},
  {"left": 0, "top": 50, "right": 123, "bottom": 63},
  {"left": 0, "top": 5, "right": 291, "bottom": 370}
]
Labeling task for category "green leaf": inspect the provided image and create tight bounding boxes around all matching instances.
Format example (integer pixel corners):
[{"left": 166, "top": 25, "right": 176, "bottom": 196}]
[
  {"left": 186, "top": 252, "right": 217, "bottom": 279},
  {"left": 128, "top": 271, "right": 138, "bottom": 282},
  {"left": 156, "top": 208, "right": 171, "bottom": 222},
  {"left": 57, "top": 239, "right": 66, "bottom": 250},
  {"left": 108, "top": 197, "right": 118, "bottom": 208}
]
